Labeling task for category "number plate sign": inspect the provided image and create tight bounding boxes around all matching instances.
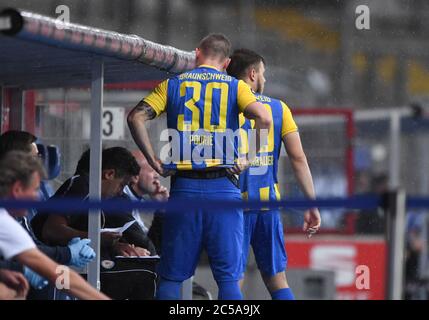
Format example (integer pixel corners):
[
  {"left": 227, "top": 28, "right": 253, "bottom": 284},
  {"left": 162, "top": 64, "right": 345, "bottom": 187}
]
[{"left": 82, "top": 107, "right": 125, "bottom": 140}]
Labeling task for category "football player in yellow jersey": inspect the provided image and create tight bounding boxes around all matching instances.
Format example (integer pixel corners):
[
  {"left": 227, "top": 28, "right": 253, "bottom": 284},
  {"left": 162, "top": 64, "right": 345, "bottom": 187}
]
[
  {"left": 227, "top": 49, "right": 321, "bottom": 300},
  {"left": 128, "top": 35, "right": 271, "bottom": 300}
]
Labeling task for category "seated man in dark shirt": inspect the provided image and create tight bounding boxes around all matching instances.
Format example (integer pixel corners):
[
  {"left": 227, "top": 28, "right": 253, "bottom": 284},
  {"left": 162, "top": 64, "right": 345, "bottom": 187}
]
[
  {"left": 57, "top": 149, "right": 167, "bottom": 257},
  {"left": 34, "top": 147, "right": 159, "bottom": 299},
  {"left": 35, "top": 147, "right": 148, "bottom": 258}
]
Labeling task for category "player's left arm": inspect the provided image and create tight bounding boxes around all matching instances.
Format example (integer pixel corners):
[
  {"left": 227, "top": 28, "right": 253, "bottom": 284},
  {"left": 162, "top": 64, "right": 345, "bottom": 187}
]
[
  {"left": 281, "top": 102, "right": 321, "bottom": 235},
  {"left": 227, "top": 81, "right": 271, "bottom": 175}
]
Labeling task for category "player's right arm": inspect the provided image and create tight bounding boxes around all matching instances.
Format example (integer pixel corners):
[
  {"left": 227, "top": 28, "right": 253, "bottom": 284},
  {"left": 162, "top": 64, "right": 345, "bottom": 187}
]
[
  {"left": 43, "top": 215, "right": 87, "bottom": 246},
  {"left": 227, "top": 81, "right": 271, "bottom": 175},
  {"left": 243, "top": 101, "right": 272, "bottom": 147},
  {"left": 127, "top": 80, "right": 168, "bottom": 176}
]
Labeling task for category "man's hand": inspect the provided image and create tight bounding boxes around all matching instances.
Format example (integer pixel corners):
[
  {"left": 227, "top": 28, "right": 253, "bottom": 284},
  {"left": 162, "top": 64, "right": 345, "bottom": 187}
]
[
  {"left": 151, "top": 158, "right": 175, "bottom": 178},
  {"left": 303, "top": 208, "right": 321, "bottom": 238},
  {"left": 101, "top": 232, "right": 122, "bottom": 247},
  {"left": 150, "top": 180, "right": 169, "bottom": 201},
  {"left": 133, "top": 246, "right": 151, "bottom": 257},
  {"left": 68, "top": 238, "right": 96, "bottom": 268},
  {"left": 113, "top": 242, "right": 150, "bottom": 257},
  {"left": 150, "top": 158, "right": 164, "bottom": 176},
  {"left": 0, "top": 282, "right": 18, "bottom": 300},
  {"left": 23, "top": 267, "right": 48, "bottom": 290},
  {"left": 0, "top": 269, "right": 29, "bottom": 298},
  {"left": 226, "top": 157, "right": 250, "bottom": 175}
]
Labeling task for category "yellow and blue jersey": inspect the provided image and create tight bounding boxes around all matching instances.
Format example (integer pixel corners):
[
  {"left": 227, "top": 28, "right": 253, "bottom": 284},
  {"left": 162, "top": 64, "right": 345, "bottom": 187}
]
[
  {"left": 239, "top": 92, "right": 298, "bottom": 202},
  {"left": 143, "top": 65, "right": 256, "bottom": 170}
]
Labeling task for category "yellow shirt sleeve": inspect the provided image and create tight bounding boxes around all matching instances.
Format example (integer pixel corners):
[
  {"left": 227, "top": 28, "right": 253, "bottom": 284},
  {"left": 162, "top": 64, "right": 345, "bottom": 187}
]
[
  {"left": 281, "top": 101, "right": 298, "bottom": 137},
  {"left": 238, "top": 113, "right": 247, "bottom": 128},
  {"left": 143, "top": 79, "right": 169, "bottom": 116},
  {"left": 237, "top": 80, "right": 257, "bottom": 113}
]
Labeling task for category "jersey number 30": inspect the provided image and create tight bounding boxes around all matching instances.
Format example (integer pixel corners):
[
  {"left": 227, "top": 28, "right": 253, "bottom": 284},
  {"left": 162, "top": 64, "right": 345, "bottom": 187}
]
[{"left": 178, "top": 81, "right": 229, "bottom": 132}]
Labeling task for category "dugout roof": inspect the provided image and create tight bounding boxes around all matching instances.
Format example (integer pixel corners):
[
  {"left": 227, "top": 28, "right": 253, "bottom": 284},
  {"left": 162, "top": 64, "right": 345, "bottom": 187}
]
[{"left": 0, "top": 8, "right": 195, "bottom": 89}]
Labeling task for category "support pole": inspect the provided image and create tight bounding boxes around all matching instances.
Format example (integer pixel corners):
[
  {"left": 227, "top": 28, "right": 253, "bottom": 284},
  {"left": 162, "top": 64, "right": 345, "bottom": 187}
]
[
  {"left": 87, "top": 57, "right": 104, "bottom": 290},
  {"left": 0, "top": 86, "right": 3, "bottom": 133},
  {"left": 389, "top": 111, "right": 401, "bottom": 189},
  {"left": 385, "top": 189, "right": 406, "bottom": 300},
  {"left": 8, "top": 87, "right": 25, "bottom": 131}
]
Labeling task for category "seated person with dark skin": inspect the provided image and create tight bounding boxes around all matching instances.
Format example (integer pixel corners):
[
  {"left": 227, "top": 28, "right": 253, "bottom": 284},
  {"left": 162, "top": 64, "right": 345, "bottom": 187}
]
[
  {"left": 51, "top": 148, "right": 168, "bottom": 256},
  {"left": 35, "top": 147, "right": 162, "bottom": 299},
  {"left": 36, "top": 147, "right": 149, "bottom": 258}
]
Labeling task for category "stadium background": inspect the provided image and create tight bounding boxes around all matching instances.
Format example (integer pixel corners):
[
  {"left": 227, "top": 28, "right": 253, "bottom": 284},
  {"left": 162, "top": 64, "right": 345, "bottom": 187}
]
[{"left": 1, "top": 0, "right": 429, "bottom": 300}]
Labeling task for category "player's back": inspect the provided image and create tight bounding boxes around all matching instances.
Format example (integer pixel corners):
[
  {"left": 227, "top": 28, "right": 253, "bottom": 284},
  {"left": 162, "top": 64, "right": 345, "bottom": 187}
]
[
  {"left": 164, "top": 65, "right": 243, "bottom": 171},
  {"left": 239, "top": 93, "right": 297, "bottom": 201}
]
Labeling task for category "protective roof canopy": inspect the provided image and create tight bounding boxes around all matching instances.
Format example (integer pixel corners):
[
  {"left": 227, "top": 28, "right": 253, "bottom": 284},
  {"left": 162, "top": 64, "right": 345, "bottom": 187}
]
[
  {"left": 0, "top": 8, "right": 196, "bottom": 89},
  {"left": 0, "top": 36, "right": 170, "bottom": 89}
]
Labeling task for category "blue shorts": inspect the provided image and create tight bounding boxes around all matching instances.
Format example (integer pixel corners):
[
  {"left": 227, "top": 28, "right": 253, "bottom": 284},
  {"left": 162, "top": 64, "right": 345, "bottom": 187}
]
[
  {"left": 241, "top": 209, "right": 287, "bottom": 277},
  {"left": 158, "top": 176, "right": 243, "bottom": 282}
]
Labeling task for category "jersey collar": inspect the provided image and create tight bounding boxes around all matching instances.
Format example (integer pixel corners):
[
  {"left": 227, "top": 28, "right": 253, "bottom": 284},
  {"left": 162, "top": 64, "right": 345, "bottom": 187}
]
[{"left": 198, "top": 64, "right": 221, "bottom": 71}]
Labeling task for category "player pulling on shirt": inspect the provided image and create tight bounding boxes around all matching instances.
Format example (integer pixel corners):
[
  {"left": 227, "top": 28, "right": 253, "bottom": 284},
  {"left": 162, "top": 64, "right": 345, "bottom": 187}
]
[{"left": 128, "top": 34, "right": 271, "bottom": 300}]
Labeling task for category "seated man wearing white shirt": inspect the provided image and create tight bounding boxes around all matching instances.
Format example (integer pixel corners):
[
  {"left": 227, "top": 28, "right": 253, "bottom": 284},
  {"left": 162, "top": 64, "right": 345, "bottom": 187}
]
[
  {"left": 125, "top": 150, "right": 168, "bottom": 240},
  {"left": 95, "top": 150, "right": 169, "bottom": 256},
  {"left": 0, "top": 151, "right": 109, "bottom": 300}
]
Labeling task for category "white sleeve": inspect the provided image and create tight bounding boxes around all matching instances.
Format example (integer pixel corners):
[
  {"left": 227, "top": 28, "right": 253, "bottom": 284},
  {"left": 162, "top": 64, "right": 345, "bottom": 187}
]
[{"left": 0, "top": 209, "right": 36, "bottom": 260}]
